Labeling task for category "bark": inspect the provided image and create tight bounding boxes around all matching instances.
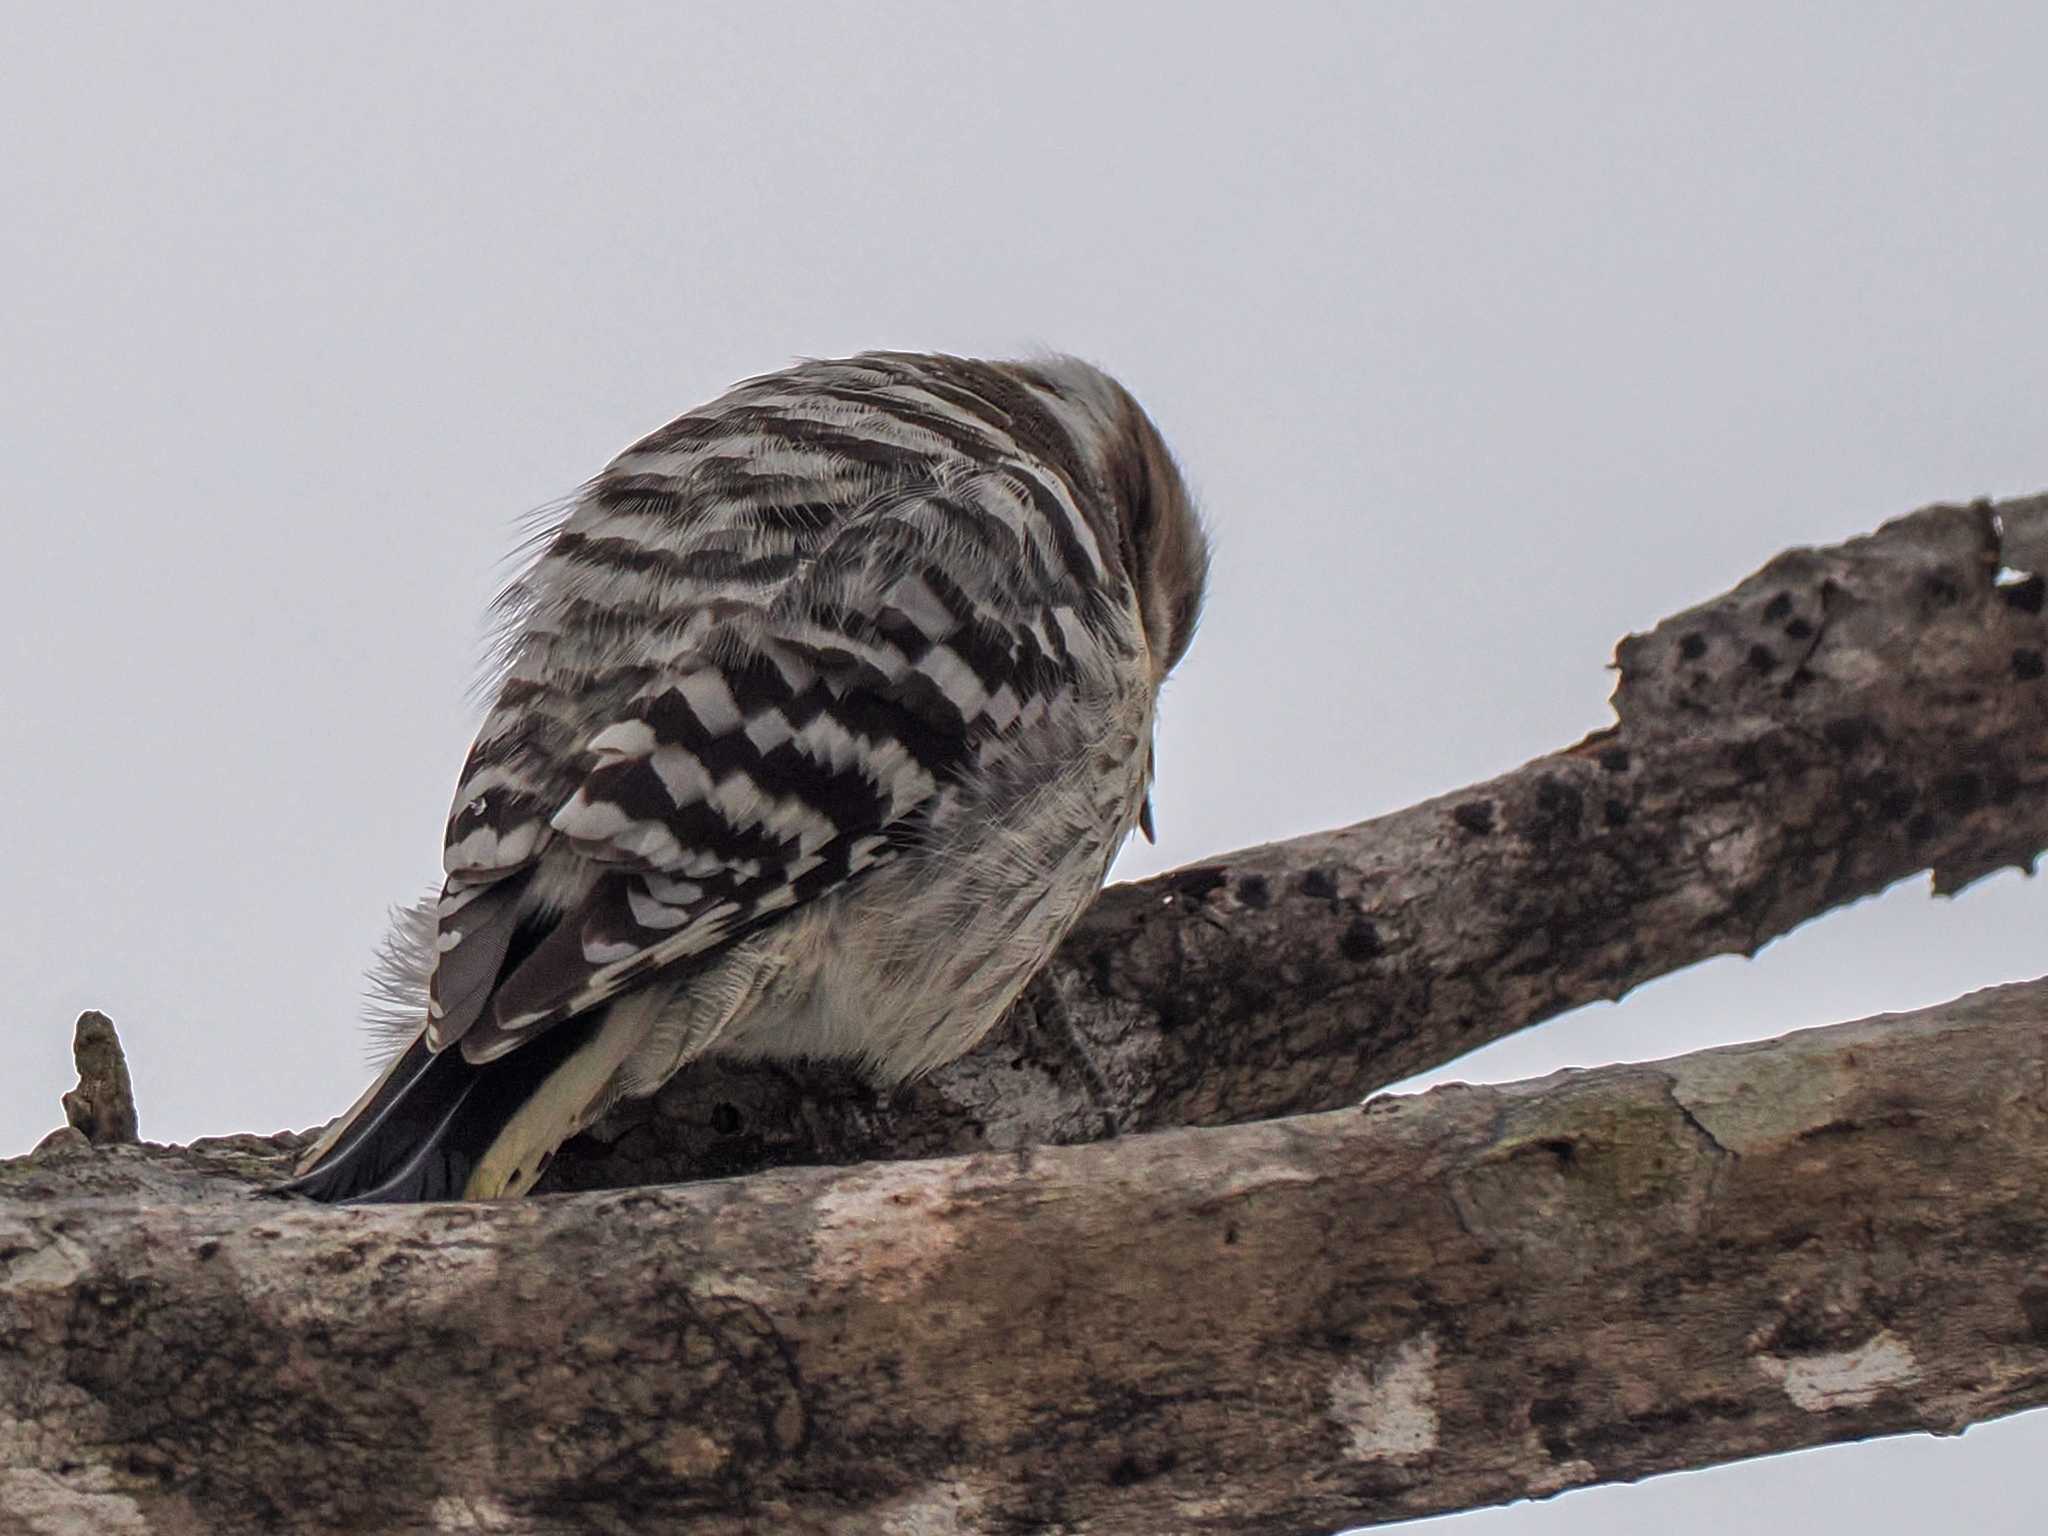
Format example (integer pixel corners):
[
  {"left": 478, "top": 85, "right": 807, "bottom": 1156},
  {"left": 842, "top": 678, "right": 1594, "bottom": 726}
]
[
  {"left": 6, "top": 981, "right": 2048, "bottom": 1535},
  {"left": 539, "top": 493, "right": 2048, "bottom": 1193},
  {"left": 56, "top": 1012, "right": 139, "bottom": 1151}
]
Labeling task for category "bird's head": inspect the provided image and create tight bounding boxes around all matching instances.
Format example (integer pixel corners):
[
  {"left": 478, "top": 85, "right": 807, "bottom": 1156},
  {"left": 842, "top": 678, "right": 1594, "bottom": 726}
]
[{"left": 1007, "top": 357, "right": 1210, "bottom": 687}]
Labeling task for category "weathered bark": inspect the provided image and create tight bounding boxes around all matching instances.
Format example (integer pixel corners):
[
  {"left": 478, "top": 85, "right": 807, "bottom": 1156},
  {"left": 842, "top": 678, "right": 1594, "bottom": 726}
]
[
  {"left": 539, "top": 493, "right": 2048, "bottom": 1193},
  {"left": 7, "top": 981, "right": 2048, "bottom": 1535},
  {"left": 51, "top": 1011, "right": 139, "bottom": 1152}
]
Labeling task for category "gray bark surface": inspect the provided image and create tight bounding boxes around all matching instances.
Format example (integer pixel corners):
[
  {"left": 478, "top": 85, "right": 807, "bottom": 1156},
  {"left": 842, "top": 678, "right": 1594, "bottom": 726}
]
[{"left": 6, "top": 984, "right": 2048, "bottom": 1534}]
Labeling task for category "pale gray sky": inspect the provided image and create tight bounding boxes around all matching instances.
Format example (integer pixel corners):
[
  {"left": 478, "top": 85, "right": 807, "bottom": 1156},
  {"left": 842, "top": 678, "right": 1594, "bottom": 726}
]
[{"left": 5, "top": 4, "right": 2044, "bottom": 1531}]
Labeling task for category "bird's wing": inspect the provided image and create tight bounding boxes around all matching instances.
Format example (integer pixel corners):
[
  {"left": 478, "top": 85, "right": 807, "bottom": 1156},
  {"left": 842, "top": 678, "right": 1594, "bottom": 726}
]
[{"left": 427, "top": 450, "right": 1119, "bottom": 1064}]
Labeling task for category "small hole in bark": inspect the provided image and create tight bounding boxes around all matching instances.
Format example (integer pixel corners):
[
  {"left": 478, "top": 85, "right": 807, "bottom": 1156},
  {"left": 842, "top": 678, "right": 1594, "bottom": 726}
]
[
  {"left": 2013, "top": 648, "right": 2045, "bottom": 681},
  {"left": 1166, "top": 865, "right": 1229, "bottom": 902},
  {"left": 711, "top": 1103, "right": 743, "bottom": 1136},
  {"left": 1453, "top": 800, "right": 1496, "bottom": 835},
  {"left": 1340, "top": 919, "right": 1383, "bottom": 962},
  {"left": 1680, "top": 632, "right": 1707, "bottom": 661},
  {"left": 1746, "top": 644, "right": 1777, "bottom": 674},
  {"left": 1763, "top": 592, "right": 1793, "bottom": 622}
]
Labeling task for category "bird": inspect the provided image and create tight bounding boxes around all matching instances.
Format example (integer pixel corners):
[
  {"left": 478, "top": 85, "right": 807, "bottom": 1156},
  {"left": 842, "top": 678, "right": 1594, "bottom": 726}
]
[{"left": 284, "top": 350, "right": 1209, "bottom": 1203}]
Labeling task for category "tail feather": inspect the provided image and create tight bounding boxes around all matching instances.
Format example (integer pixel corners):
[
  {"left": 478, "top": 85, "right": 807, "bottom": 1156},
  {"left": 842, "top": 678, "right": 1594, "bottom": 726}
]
[{"left": 279, "top": 1011, "right": 616, "bottom": 1203}]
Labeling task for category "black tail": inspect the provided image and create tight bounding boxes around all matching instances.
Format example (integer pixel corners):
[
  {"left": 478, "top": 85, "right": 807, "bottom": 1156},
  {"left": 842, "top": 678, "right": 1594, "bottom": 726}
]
[{"left": 278, "top": 1015, "right": 603, "bottom": 1204}]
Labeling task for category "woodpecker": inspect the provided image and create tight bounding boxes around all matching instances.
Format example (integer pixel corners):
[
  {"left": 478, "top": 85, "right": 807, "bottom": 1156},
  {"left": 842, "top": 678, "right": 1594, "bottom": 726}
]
[{"left": 286, "top": 352, "right": 1208, "bottom": 1202}]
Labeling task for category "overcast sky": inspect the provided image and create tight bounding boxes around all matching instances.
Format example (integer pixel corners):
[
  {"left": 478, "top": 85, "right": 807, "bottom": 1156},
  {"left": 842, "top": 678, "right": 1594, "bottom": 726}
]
[{"left": 5, "top": 4, "right": 2045, "bottom": 1531}]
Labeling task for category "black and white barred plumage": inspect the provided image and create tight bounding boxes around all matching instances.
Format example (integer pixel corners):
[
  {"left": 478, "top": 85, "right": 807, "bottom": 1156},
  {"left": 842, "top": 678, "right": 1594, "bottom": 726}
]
[{"left": 287, "top": 352, "right": 1208, "bottom": 1203}]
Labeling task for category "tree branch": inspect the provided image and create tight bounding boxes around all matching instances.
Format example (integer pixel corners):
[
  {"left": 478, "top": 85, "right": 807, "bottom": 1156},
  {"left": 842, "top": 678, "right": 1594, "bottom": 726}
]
[
  {"left": 9, "top": 492, "right": 2046, "bottom": 1533},
  {"left": 541, "top": 492, "right": 2048, "bottom": 1192},
  {"left": 8, "top": 980, "right": 2048, "bottom": 1534}
]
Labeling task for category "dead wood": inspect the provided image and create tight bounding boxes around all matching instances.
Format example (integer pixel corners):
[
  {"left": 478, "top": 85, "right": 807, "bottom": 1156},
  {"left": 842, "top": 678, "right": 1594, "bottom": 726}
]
[{"left": 6, "top": 983, "right": 2047, "bottom": 1533}]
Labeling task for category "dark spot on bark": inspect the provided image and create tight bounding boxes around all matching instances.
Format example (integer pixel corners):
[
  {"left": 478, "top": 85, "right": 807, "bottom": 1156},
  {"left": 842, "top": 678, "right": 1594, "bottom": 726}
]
[
  {"left": 1858, "top": 771, "right": 1916, "bottom": 822},
  {"left": 314, "top": 1244, "right": 366, "bottom": 1275},
  {"left": 1085, "top": 942, "right": 1117, "bottom": 994},
  {"left": 2013, "top": 648, "right": 2045, "bottom": 681},
  {"left": 711, "top": 1103, "right": 743, "bottom": 1136},
  {"left": 1224, "top": 1224, "right": 1239, "bottom": 1246},
  {"left": 1453, "top": 800, "right": 1496, "bottom": 835},
  {"left": 1235, "top": 874, "right": 1272, "bottom": 910},
  {"left": 1923, "top": 570, "right": 1963, "bottom": 608},
  {"left": 1937, "top": 772, "right": 1983, "bottom": 815},
  {"left": 2022, "top": 1287, "right": 2048, "bottom": 1345},
  {"left": 1798, "top": 1109, "right": 1922, "bottom": 1143},
  {"left": 1150, "top": 997, "right": 1188, "bottom": 1036},
  {"left": 1823, "top": 717, "right": 1869, "bottom": 753},
  {"left": 195, "top": 1240, "right": 220, "bottom": 1261},
  {"left": 1680, "top": 632, "right": 1707, "bottom": 661},
  {"left": 1165, "top": 865, "right": 1229, "bottom": 902},
  {"left": 120, "top": 1451, "right": 174, "bottom": 1486},
  {"left": 1784, "top": 617, "right": 1814, "bottom": 640},
  {"left": 1528, "top": 1395, "right": 1576, "bottom": 1459},
  {"left": 1732, "top": 741, "right": 1765, "bottom": 780},
  {"left": 1763, "top": 592, "right": 1794, "bottom": 622},
  {"left": 1598, "top": 746, "right": 1631, "bottom": 773},
  {"left": 1762, "top": 1297, "right": 1883, "bottom": 1356},
  {"left": 1907, "top": 811, "right": 1939, "bottom": 842},
  {"left": 1746, "top": 644, "right": 1777, "bottom": 674},
  {"left": 2000, "top": 573, "right": 2046, "bottom": 613},
  {"left": 1103, "top": 1450, "right": 1176, "bottom": 1487},
  {"left": 1340, "top": 919, "right": 1383, "bottom": 962},
  {"left": 1603, "top": 797, "right": 1630, "bottom": 827},
  {"left": 1980, "top": 1216, "right": 2048, "bottom": 1257},
  {"left": 1640, "top": 1271, "right": 1683, "bottom": 1307},
  {"left": 1300, "top": 867, "right": 1339, "bottom": 900},
  {"left": 1795, "top": 1118, "right": 1861, "bottom": 1142},
  {"left": 1522, "top": 778, "right": 1583, "bottom": 843}
]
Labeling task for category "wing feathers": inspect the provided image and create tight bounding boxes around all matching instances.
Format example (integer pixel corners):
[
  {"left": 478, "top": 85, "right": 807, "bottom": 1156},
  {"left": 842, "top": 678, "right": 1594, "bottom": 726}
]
[
  {"left": 419, "top": 356, "right": 1122, "bottom": 1074},
  {"left": 425, "top": 872, "right": 532, "bottom": 1050}
]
